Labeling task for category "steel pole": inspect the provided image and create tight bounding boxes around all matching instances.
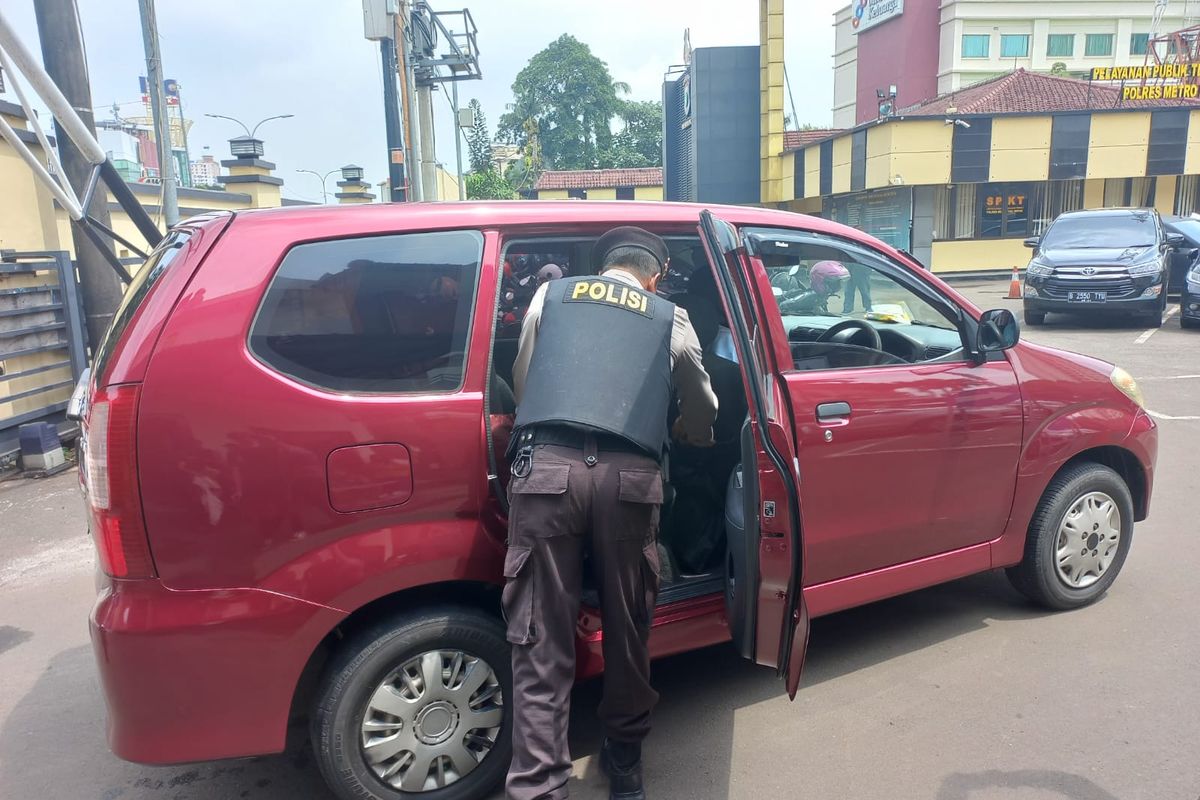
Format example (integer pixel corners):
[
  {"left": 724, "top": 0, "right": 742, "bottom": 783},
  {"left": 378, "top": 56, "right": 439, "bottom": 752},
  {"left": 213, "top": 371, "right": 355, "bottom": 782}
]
[
  {"left": 380, "top": 37, "right": 407, "bottom": 202},
  {"left": 31, "top": 0, "right": 124, "bottom": 350},
  {"left": 137, "top": 0, "right": 178, "bottom": 226},
  {"left": 452, "top": 81, "right": 465, "bottom": 200},
  {"left": 417, "top": 84, "right": 436, "bottom": 200}
]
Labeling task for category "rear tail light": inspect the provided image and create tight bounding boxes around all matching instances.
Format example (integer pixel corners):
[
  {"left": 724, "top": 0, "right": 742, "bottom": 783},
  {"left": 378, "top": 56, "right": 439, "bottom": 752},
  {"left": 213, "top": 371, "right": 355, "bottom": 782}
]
[{"left": 84, "top": 384, "right": 155, "bottom": 578}]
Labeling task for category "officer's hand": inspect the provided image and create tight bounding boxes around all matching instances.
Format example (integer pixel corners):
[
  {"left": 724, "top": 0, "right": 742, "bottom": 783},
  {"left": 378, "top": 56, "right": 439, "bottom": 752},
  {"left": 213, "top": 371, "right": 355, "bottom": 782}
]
[{"left": 672, "top": 418, "right": 715, "bottom": 448}]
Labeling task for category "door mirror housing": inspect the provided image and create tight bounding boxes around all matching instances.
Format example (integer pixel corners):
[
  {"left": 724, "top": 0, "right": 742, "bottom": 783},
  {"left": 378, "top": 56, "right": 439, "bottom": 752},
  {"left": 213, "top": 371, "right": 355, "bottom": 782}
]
[
  {"left": 976, "top": 309, "right": 1020, "bottom": 355},
  {"left": 1023, "top": 237, "right": 1041, "bottom": 249},
  {"left": 1166, "top": 232, "right": 1188, "bottom": 248}
]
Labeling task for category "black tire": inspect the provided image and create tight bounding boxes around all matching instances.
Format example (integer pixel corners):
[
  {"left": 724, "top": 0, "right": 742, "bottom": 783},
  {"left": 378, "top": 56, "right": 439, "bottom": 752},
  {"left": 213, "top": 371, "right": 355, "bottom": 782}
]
[
  {"left": 1006, "top": 462, "right": 1134, "bottom": 610},
  {"left": 312, "top": 607, "right": 511, "bottom": 800},
  {"left": 1142, "top": 309, "right": 1164, "bottom": 328},
  {"left": 1024, "top": 311, "right": 1046, "bottom": 326},
  {"left": 1182, "top": 315, "right": 1200, "bottom": 330}
]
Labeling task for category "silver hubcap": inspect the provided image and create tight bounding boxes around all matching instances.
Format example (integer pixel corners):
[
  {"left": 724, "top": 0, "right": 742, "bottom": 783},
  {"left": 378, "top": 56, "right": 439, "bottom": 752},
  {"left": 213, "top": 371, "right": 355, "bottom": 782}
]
[
  {"left": 360, "top": 650, "right": 503, "bottom": 793},
  {"left": 1055, "top": 491, "right": 1121, "bottom": 590}
]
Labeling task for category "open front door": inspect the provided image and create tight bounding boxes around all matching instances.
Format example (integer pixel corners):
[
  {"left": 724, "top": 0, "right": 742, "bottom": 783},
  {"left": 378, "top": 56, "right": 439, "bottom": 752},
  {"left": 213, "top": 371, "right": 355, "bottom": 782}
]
[{"left": 698, "top": 210, "right": 809, "bottom": 698}]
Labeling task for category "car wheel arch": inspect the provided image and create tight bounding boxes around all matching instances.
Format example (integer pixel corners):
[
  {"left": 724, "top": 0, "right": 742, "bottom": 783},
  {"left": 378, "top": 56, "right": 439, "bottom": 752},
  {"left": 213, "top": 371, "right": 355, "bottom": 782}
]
[{"left": 285, "top": 580, "right": 502, "bottom": 740}]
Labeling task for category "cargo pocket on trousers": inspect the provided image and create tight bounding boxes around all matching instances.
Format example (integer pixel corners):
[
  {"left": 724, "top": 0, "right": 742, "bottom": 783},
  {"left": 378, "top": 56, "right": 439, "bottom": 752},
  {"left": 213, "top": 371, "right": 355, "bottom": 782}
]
[
  {"left": 501, "top": 546, "right": 537, "bottom": 645},
  {"left": 618, "top": 469, "right": 664, "bottom": 504},
  {"left": 639, "top": 541, "right": 662, "bottom": 629}
]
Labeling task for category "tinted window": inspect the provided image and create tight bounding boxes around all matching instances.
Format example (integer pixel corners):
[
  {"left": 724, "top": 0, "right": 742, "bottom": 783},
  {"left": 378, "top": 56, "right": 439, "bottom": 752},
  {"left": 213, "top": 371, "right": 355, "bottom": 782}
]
[
  {"left": 616, "top": 186, "right": 635, "bottom": 200},
  {"left": 93, "top": 231, "right": 190, "bottom": 381},
  {"left": 1047, "top": 34, "right": 1075, "bottom": 57},
  {"left": 250, "top": 231, "right": 482, "bottom": 393},
  {"left": 1167, "top": 218, "right": 1200, "bottom": 243},
  {"left": 951, "top": 117, "right": 992, "bottom": 183},
  {"left": 1042, "top": 213, "right": 1157, "bottom": 248}
]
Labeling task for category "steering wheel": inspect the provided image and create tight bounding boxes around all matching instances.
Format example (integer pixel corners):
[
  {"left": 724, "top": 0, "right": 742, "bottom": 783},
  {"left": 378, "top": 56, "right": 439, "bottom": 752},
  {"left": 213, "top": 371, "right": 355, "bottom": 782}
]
[{"left": 817, "top": 319, "right": 882, "bottom": 351}]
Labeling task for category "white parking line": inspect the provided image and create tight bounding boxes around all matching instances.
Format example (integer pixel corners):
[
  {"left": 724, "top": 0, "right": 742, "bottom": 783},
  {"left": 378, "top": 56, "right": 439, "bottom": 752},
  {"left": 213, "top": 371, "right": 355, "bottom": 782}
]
[
  {"left": 1148, "top": 410, "right": 1200, "bottom": 421},
  {"left": 1134, "top": 307, "right": 1180, "bottom": 344}
]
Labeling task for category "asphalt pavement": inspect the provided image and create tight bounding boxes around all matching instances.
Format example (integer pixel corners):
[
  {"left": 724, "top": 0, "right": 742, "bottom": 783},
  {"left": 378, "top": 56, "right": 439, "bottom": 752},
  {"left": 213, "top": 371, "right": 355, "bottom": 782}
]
[{"left": 1, "top": 280, "right": 1198, "bottom": 800}]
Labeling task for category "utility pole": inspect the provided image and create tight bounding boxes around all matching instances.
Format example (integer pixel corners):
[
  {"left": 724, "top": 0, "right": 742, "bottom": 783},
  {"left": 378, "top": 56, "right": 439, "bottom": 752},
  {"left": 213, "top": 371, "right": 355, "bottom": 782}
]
[
  {"left": 137, "top": 0, "right": 178, "bottom": 226},
  {"left": 451, "top": 80, "right": 465, "bottom": 200},
  {"left": 398, "top": 9, "right": 423, "bottom": 201},
  {"left": 380, "top": 37, "right": 407, "bottom": 202},
  {"left": 418, "top": 84, "right": 436, "bottom": 199},
  {"left": 32, "top": 0, "right": 124, "bottom": 351}
]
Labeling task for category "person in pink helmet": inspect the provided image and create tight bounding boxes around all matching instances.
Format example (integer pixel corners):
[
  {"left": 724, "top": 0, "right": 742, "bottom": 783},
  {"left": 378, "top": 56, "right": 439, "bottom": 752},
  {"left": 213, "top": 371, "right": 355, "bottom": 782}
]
[{"left": 778, "top": 260, "right": 850, "bottom": 315}]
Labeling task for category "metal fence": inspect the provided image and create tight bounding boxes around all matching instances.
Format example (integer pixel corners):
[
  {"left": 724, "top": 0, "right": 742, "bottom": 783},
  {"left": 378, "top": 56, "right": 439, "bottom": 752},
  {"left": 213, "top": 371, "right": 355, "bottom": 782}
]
[{"left": 0, "top": 249, "right": 88, "bottom": 458}]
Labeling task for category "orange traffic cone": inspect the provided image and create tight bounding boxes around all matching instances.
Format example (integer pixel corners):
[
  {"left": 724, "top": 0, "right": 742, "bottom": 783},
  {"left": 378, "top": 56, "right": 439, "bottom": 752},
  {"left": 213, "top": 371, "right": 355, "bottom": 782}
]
[{"left": 1006, "top": 265, "right": 1022, "bottom": 300}]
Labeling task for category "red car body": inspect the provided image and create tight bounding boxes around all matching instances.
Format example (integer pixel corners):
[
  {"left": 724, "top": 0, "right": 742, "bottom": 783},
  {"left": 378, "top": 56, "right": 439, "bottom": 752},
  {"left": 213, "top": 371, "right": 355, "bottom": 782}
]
[{"left": 80, "top": 201, "right": 1156, "bottom": 766}]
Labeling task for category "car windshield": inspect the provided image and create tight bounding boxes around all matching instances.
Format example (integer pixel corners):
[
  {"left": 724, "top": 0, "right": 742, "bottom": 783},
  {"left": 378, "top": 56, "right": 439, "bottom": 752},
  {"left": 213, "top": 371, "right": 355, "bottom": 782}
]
[
  {"left": 1169, "top": 218, "right": 1200, "bottom": 243},
  {"left": 1042, "top": 214, "right": 1157, "bottom": 249}
]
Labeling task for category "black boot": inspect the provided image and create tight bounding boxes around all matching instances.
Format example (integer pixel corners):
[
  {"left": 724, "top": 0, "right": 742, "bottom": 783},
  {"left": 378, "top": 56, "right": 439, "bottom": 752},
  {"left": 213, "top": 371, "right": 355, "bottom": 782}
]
[{"left": 600, "top": 738, "right": 646, "bottom": 800}]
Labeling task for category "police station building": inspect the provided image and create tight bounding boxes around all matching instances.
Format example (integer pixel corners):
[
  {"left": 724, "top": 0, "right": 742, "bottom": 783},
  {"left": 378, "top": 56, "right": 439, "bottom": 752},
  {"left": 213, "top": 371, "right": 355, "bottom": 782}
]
[{"left": 663, "top": 0, "right": 1200, "bottom": 274}]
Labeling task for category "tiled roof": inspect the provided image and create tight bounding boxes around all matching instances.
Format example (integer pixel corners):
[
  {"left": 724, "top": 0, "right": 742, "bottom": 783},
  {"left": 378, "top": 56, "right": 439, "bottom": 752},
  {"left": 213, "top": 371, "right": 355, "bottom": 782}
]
[
  {"left": 901, "top": 68, "right": 1200, "bottom": 117},
  {"left": 783, "top": 128, "right": 844, "bottom": 151},
  {"left": 534, "top": 167, "right": 663, "bottom": 191}
]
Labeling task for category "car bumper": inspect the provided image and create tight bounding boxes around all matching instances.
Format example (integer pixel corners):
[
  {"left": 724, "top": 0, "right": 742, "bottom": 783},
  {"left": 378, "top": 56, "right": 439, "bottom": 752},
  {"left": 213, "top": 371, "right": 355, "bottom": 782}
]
[
  {"left": 90, "top": 576, "right": 343, "bottom": 764},
  {"left": 1024, "top": 294, "right": 1163, "bottom": 316},
  {"left": 1181, "top": 288, "right": 1200, "bottom": 320}
]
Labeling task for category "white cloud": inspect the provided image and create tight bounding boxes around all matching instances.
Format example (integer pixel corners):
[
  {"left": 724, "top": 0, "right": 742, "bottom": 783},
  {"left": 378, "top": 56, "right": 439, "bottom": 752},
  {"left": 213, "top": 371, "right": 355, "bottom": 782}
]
[{"left": 4, "top": 0, "right": 844, "bottom": 201}]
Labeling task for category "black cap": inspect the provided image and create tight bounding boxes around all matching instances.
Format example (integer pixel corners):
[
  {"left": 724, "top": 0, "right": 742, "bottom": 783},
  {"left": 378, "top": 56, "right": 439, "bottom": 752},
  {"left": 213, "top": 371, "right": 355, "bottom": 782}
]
[{"left": 593, "top": 226, "right": 669, "bottom": 271}]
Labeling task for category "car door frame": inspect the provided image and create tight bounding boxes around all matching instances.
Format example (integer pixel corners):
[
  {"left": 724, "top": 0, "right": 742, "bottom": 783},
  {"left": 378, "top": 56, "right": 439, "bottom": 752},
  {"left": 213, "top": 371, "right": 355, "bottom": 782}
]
[{"left": 698, "top": 209, "right": 809, "bottom": 697}]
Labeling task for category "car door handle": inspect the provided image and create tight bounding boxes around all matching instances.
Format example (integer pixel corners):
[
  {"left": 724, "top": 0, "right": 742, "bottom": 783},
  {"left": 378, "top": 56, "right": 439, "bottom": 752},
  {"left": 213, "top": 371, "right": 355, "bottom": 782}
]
[{"left": 815, "top": 402, "right": 852, "bottom": 423}]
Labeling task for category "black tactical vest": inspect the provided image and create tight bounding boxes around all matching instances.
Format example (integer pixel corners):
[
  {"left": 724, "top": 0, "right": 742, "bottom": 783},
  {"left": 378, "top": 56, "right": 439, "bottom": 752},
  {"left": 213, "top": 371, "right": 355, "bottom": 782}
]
[{"left": 514, "top": 275, "right": 674, "bottom": 456}]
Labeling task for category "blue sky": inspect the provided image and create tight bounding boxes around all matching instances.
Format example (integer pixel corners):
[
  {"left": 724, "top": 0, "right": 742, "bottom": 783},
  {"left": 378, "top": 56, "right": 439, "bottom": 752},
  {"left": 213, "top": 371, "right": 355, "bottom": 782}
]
[{"left": 3, "top": 0, "right": 844, "bottom": 203}]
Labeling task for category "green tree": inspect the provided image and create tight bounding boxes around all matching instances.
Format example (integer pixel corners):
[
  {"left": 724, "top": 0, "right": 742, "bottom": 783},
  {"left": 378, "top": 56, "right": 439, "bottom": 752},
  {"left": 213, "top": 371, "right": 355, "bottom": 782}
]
[
  {"left": 466, "top": 99, "right": 492, "bottom": 174},
  {"left": 1050, "top": 62, "right": 1069, "bottom": 76},
  {"left": 465, "top": 169, "right": 515, "bottom": 200},
  {"left": 601, "top": 99, "right": 662, "bottom": 168},
  {"left": 497, "top": 34, "right": 629, "bottom": 170}
]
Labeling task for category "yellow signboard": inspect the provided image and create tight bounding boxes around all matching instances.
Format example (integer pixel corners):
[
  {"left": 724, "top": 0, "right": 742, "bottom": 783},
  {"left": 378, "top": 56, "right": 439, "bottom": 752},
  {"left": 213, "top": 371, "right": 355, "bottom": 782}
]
[{"left": 1090, "top": 64, "right": 1200, "bottom": 101}]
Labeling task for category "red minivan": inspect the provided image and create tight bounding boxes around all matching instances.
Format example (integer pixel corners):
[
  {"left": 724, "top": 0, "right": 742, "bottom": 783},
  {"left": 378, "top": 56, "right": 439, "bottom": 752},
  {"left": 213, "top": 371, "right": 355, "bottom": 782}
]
[{"left": 78, "top": 202, "right": 1156, "bottom": 800}]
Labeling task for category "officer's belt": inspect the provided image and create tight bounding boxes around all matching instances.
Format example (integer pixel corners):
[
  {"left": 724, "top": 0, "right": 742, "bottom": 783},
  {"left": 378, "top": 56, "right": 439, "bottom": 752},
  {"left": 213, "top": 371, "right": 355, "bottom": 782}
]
[{"left": 528, "top": 425, "right": 648, "bottom": 456}]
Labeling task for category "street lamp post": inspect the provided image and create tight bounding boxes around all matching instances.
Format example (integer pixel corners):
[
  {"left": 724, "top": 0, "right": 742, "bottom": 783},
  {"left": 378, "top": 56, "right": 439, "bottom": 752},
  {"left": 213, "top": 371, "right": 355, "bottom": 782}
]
[
  {"left": 203, "top": 112, "right": 294, "bottom": 138},
  {"left": 296, "top": 168, "right": 339, "bottom": 204}
]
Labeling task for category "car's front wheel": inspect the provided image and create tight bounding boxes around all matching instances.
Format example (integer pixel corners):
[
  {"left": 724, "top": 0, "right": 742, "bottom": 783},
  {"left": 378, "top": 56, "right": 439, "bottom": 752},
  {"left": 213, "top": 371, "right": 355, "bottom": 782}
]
[
  {"left": 1182, "top": 314, "right": 1200, "bottom": 330},
  {"left": 1006, "top": 462, "right": 1134, "bottom": 610},
  {"left": 1024, "top": 310, "right": 1046, "bottom": 326},
  {"left": 312, "top": 607, "right": 511, "bottom": 800}
]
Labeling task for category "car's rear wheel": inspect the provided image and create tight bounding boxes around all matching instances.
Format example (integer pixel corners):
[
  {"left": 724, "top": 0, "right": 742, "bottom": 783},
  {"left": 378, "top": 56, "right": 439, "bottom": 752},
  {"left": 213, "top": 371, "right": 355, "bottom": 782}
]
[
  {"left": 312, "top": 607, "right": 511, "bottom": 800},
  {"left": 1023, "top": 310, "right": 1046, "bottom": 326},
  {"left": 1006, "top": 462, "right": 1134, "bottom": 610}
]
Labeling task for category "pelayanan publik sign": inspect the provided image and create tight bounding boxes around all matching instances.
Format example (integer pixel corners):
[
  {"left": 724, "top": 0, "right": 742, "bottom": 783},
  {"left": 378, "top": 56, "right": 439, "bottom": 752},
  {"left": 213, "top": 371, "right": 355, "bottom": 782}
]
[
  {"left": 852, "top": 0, "right": 903, "bottom": 34},
  {"left": 1091, "top": 64, "right": 1200, "bottom": 100}
]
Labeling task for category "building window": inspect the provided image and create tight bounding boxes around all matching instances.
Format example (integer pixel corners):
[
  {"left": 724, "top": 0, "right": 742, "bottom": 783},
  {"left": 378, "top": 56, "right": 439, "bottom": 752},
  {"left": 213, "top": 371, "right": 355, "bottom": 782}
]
[
  {"left": 951, "top": 117, "right": 992, "bottom": 184},
  {"left": 1147, "top": 109, "right": 1190, "bottom": 176},
  {"left": 1029, "top": 180, "right": 1085, "bottom": 234},
  {"left": 820, "top": 140, "right": 833, "bottom": 197},
  {"left": 793, "top": 149, "right": 806, "bottom": 199},
  {"left": 1000, "top": 35, "right": 1030, "bottom": 58},
  {"left": 249, "top": 230, "right": 483, "bottom": 394},
  {"left": 850, "top": 130, "right": 867, "bottom": 192},
  {"left": 1176, "top": 175, "right": 1200, "bottom": 216},
  {"left": 962, "top": 34, "right": 991, "bottom": 59},
  {"left": 616, "top": 186, "right": 635, "bottom": 200},
  {"left": 1049, "top": 114, "right": 1091, "bottom": 180},
  {"left": 1130, "top": 33, "right": 1151, "bottom": 56},
  {"left": 979, "top": 183, "right": 1031, "bottom": 238},
  {"left": 1047, "top": 34, "right": 1075, "bottom": 57},
  {"left": 567, "top": 188, "right": 587, "bottom": 199},
  {"left": 1085, "top": 34, "right": 1114, "bottom": 57}
]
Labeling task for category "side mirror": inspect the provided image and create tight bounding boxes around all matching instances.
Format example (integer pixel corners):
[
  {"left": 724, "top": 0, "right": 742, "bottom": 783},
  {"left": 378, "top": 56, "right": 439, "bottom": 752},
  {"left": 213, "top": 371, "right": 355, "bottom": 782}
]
[
  {"left": 977, "top": 308, "right": 1020, "bottom": 355},
  {"left": 1167, "top": 232, "right": 1188, "bottom": 248},
  {"left": 1023, "top": 237, "right": 1041, "bottom": 249}
]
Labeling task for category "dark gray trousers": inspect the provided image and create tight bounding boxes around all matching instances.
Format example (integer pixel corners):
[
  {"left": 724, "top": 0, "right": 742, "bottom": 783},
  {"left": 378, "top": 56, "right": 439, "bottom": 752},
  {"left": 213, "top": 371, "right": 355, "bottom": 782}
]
[{"left": 502, "top": 443, "right": 663, "bottom": 800}]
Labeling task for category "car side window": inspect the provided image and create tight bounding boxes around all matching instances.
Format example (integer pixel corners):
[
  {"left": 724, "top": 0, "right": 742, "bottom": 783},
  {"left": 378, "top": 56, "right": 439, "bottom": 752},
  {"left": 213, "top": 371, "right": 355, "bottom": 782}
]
[
  {"left": 742, "top": 228, "right": 966, "bottom": 372},
  {"left": 249, "top": 230, "right": 483, "bottom": 393}
]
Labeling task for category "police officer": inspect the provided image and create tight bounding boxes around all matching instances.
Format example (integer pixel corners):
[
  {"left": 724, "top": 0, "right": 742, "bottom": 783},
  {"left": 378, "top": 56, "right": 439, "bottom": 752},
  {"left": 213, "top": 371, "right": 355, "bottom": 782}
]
[{"left": 504, "top": 227, "right": 718, "bottom": 800}]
